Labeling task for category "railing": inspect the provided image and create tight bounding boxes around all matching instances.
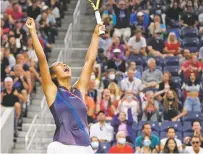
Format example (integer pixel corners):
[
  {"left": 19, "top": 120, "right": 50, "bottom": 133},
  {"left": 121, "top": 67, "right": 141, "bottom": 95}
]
[
  {"left": 25, "top": 114, "right": 38, "bottom": 152},
  {"left": 72, "top": 0, "right": 81, "bottom": 41},
  {"left": 64, "top": 23, "right": 73, "bottom": 61}
]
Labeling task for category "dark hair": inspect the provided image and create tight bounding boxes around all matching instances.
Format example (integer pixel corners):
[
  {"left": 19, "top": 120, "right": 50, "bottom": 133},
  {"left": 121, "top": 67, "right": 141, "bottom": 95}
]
[
  {"left": 142, "top": 123, "right": 151, "bottom": 130},
  {"left": 49, "top": 66, "right": 59, "bottom": 86},
  {"left": 167, "top": 127, "right": 176, "bottom": 133},
  {"left": 191, "top": 136, "right": 201, "bottom": 141},
  {"left": 163, "top": 138, "right": 179, "bottom": 153},
  {"left": 96, "top": 110, "right": 105, "bottom": 116},
  {"left": 187, "top": 72, "right": 200, "bottom": 86},
  {"left": 191, "top": 120, "right": 201, "bottom": 127}
]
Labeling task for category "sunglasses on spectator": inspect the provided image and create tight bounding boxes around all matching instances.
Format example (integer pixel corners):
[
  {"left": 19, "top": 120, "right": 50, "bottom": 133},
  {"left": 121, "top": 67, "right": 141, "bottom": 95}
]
[{"left": 192, "top": 141, "right": 200, "bottom": 144}]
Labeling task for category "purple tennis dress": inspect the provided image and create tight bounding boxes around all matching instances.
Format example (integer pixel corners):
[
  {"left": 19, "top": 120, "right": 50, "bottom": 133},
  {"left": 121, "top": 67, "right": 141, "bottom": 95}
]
[{"left": 47, "top": 86, "right": 93, "bottom": 154}]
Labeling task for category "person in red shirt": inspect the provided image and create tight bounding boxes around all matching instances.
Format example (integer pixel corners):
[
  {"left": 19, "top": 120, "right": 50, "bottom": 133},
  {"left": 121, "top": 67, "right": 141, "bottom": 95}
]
[
  {"left": 181, "top": 54, "right": 202, "bottom": 79},
  {"left": 109, "top": 131, "right": 134, "bottom": 153},
  {"left": 164, "top": 32, "right": 181, "bottom": 56}
]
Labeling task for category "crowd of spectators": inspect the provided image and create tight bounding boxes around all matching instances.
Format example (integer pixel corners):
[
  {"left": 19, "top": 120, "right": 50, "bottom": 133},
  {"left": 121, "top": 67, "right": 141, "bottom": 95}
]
[
  {"left": 0, "top": 0, "right": 68, "bottom": 141},
  {"left": 87, "top": 0, "right": 203, "bottom": 153}
]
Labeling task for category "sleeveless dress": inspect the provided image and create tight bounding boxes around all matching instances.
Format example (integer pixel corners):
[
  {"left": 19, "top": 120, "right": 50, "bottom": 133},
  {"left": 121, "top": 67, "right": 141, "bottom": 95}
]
[{"left": 47, "top": 86, "right": 94, "bottom": 154}]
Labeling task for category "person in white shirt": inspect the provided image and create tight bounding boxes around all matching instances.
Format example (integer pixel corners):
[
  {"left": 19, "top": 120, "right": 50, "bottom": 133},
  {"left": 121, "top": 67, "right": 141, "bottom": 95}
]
[
  {"left": 4, "top": 48, "right": 16, "bottom": 71},
  {"left": 184, "top": 136, "right": 203, "bottom": 154},
  {"left": 128, "top": 28, "right": 147, "bottom": 56},
  {"left": 90, "top": 111, "right": 114, "bottom": 152},
  {"left": 121, "top": 68, "right": 143, "bottom": 95},
  {"left": 160, "top": 127, "right": 182, "bottom": 151}
]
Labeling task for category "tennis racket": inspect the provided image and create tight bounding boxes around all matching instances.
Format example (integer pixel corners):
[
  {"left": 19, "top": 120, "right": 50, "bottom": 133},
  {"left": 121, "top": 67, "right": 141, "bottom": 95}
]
[{"left": 88, "top": 0, "right": 105, "bottom": 35}]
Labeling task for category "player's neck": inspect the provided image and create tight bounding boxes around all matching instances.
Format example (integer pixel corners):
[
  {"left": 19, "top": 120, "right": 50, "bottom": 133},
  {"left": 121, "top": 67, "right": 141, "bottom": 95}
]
[{"left": 58, "top": 79, "right": 71, "bottom": 91}]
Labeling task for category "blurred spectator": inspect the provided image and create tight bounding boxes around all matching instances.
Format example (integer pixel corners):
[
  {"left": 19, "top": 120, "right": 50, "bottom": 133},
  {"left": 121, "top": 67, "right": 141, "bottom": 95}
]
[
  {"left": 184, "top": 120, "right": 203, "bottom": 148},
  {"left": 27, "top": 0, "right": 41, "bottom": 19},
  {"left": 117, "top": 90, "right": 139, "bottom": 122},
  {"left": 184, "top": 136, "right": 203, "bottom": 153},
  {"left": 179, "top": 49, "right": 191, "bottom": 66},
  {"left": 88, "top": 79, "right": 98, "bottom": 103},
  {"left": 162, "top": 138, "right": 180, "bottom": 153},
  {"left": 121, "top": 68, "right": 143, "bottom": 95},
  {"left": 92, "top": 61, "right": 101, "bottom": 88},
  {"left": 172, "top": 72, "right": 201, "bottom": 121},
  {"left": 27, "top": 37, "right": 38, "bottom": 63},
  {"left": 90, "top": 111, "right": 113, "bottom": 153},
  {"left": 135, "top": 135, "right": 155, "bottom": 153},
  {"left": 109, "top": 0, "right": 132, "bottom": 43},
  {"left": 90, "top": 136, "right": 106, "bottom": 153},
  {"left": 181, "top": 55, "right": 202, "bottom": 80},
  {"left": 108, "top": 82, "right": 121, "bottom": 102},
  {"left": 162, "top": 90, "right": 181, "bottom": 121},
  {"left": 128, "top": 28, "right": 147, "bottom": 56},
  {"left": 147, "top": 29, "right": 165, "bottom": 58},
  {"left": 142, "top": 91, "right": 159, "bottom": 121},
  {"left": 6, "top": 3, "right": 24, "bottom": 20},
  {"left": 85, "top": 94, "right": 96, "bottom": 124},
  {"left": 142, "top": 58, "right": 163, "bottom": 89},
  {"left": 125, "top": 61, "right": 142, "bottom": 80},
  {"left": 108, "top": 131, "right": 134, "bottom": 153},
  {"left": 99, "top": 30, "right": 112, "bottom": 54},
  {"left": 4, "top": 47, "right": 16, "bottom": 71},
  {"left": 164, "top": 32, "right": 181, "bottom": 56},
  {"left": 160, "top": 127, "right": 182, "bottom": 151},
  {"left": 135, "top": 123, "right": 160, "bottom": 153},
  {"left": 1, "top": 48, "right": 9, "bottom": 84},
  {"left": 96, "top": 89, "right": 116, "bottom": 120},
  {"left": 102, "top": 69, "right": 117, "bottom": 89}
]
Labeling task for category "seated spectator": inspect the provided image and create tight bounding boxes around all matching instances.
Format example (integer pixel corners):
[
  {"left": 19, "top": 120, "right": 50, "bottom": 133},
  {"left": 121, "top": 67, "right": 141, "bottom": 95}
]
[
  {"left": 160, "top": 127, "right": 182, "bottom": 151},
  {"left": 96, "top": 48, "right": 108, "bottom": 71},
  {"left": 125, "top": 61, "right": 142, "bottom": 80},
  {"left": 130, "top": 11, "right": 149, "bottom": 33},
  {"left": 102, "top": 14, "right": 113, "bottom": 34},
  {"left": 162, "top": 90, "right": 181, "bottom": 121},
  {"left": 107, "top": 48, "right": 126, "bottom": 73},
  {"left": 165, "top": 1, "right": 183, "bottom": 27},
  {"left": 127, "top": 28, "right": 147, "bottom": 56},
  {"left": 6, "top": 3, "right": 23, "bottom": 20},
  {"left": 1, "top": 48, "right": 9, "bottom": 84},
  {"left": 184, "top": 120, "right": 203, "bottom": 148},
  {"left": 87, "top": 79, "right": 98, "bottom": 103},
  {"left": 92, "top": 61, "right": 101, "bottom": 88},
  {"left": 109, "top": 131, "right": 134, "bottom": 153},
  {"left": 85, "top": 94, "right": 96, "bottom": 124},
  {"left": 180, "top": 3, "right": 198, "bottom": 27},
  {"left": 14, "top": 20, "right": 27, "bottom": 44},
  {"left": 90, "top": 136, "right": 106, "bottom": 153},
  {"left": 148, "top": 14, "right": 166, "bottom": 37},
  {"left": 27, "top": 0, "right": 41, "bottom": 19},
  {"left": 107, "top": 36, "right": 126, "bottom": 60},
  {"left": 96, "top": 89, "right": 116, "bottom": 120},
  {"left": 108, "top": 82, "right": 121, "bottom": 102},
  {"left": 179, "top": 49, "right": 191, "bottom": 66},
  {"left": 99, "top": 30, "right": 112, "bottom": 54},
  {"left": 142, "top": 91, "right": 159, "bottom": 121},
  {"left": 27, "top": 37, "right": 38, "bottom": 63},
  {"left": 184, "top": 136, "right": 203, "bottom": 153},
  {"left": 4, "top": 47, "right": 16, "bottom": 71},
  {"left": 135, "top": 123, "right": 160, "bottom": 153},
  {"left": 117, "top": 90, "right": 139, "bottom": 122},
  {"left": 111, "top": 109, "right": 134, "bottom": 144},
  {"left": 155, "top": 72, "right": 176, "bottom": 101},
  {"left": 172, "top": 72, "right": 202, "bottom": 121},
  {"left": 181, "top": 55, "right": 202, "bottom": 80},
  {"left": 142, "top": 58, "right": 163, "bottom": 89},
  {"left": 102, "top": 69, "right": 117, "bottom": 89},
  {"left": 121, "top": 68, "right": 143, "bottom": 95},
  {"left": 162, "top": 138, "right": 180, "bottom": 153},
  {"left": 164, "top": 32, "right": 181, "bottom": 56},
  {"left": 109, "top": 0, "right": 132, "bottom": 43},
  {"left": 7, "top": 35, "right": 22, "bottom": 57},
  {"left": 147, "top": 29, "right": 165, "bottom": 58},
  {"left": 90, "top": 111, "right": 113, "bottom": 153}
]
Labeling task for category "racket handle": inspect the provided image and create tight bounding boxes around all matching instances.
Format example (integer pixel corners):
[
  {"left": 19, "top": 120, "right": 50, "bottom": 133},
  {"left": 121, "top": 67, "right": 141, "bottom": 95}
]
[{"left": 95, "top": 10, "right": 105, "bottom": 35}]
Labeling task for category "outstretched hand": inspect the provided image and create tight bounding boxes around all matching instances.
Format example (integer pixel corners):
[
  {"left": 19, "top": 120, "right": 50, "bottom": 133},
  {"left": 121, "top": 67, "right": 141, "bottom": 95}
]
[
  {"left": 25, "top": 17, "right": 36, "bottom": 33},
  {"left": 94, "top": 24, "right": 105, "bottom": 36}
]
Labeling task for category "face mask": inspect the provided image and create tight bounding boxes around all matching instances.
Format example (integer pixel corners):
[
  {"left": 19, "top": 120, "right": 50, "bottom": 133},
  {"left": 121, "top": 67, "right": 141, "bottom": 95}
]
[
  {"left": 143, "top": 139, "right": 151, "bottom": 147},
  {"left": 155, "top": 10, "right": 162, "bottom": 14},
  {"left": 168, "top": 98, "right": 175, "bottom": 102},
  {"left": 155, "top": 36, "right": 162, "bottom": 40},
  {"left": 118, "top": 138, "right": 126, "bottom": 144},
  {"left": 126, "top": 95, "right": 133, "bottom": 100},
  {"left": 109, "top": 74, "right": 115, "bottom": 80},
  {"left": 91, "top": 74, "right": 96, "bottom": 80},
  {"left": 91, "top": 141, "right": 99, "bottom": 149}
]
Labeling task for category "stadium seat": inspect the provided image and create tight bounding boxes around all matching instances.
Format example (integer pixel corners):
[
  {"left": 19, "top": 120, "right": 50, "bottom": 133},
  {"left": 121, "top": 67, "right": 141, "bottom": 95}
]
[
  {"left": 154, "top": 56, "right": 164, "bottom": 67},
  {"left": 181, "top": 37, "right": 199, "bottom": 49},
  {"left": 160, "top": 121, "right": 182, "bottom": 132},
  {"left": 171, "top": 77, "right": 182, "bottom": 89},
  {"left": 127, "top": 55, "right": 143, "bottom": 66},
  {"left": 181, "top": 27, "right": 199, "bottom": 38},
  {"left": 136, "top": 65, "right": 143, "bottom": 73},
  {"left": 182, "top": 121, "right": 193, "bottom": 132},
  {"left": 160, "top": 131, "right": 182, "bottom": 141},
  {"left": 183, "top": 112, "right": 203, "bottom": 122},
  {"left": 164, "top": 56, "right": 179, "bottom": 66},
  {"left": 164, "top": 66, "right": 179, "bottom": 77},
  {"left": 183, "top": 131, "right": 193, "bottom": 138}
]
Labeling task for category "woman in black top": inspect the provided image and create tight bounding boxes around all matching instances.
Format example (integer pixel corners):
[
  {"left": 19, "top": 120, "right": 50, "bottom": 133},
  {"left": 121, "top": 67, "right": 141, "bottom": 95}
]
[{"left": 163, "top": 90, "right": 181, "bottom": 121}]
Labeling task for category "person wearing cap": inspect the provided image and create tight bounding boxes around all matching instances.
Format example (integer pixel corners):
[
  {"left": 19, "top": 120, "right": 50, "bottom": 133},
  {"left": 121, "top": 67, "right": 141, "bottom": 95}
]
[
  {"left": 90, "top": 110, "right": 113, "bottom": 153},
  {"left": 128, "top": 28, "right": 147, "bottom": 56},
  {"left": 130, "top": 11, "right": 149, "bottom": 32},
  {"left": 147, "top": 28, "right": 166, "bottom": 58}
]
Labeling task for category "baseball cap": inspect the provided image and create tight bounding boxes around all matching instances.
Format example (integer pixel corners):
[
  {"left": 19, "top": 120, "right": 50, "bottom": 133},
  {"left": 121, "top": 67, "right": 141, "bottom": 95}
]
[
  {"left": 42, "top": 5, "right": 49, "bottom": 11},
  {"left": 4, "top": 77, "right": 13, "bottom": 82},
  {"left": 137, "top": 11, "right": 144, "bottom": 16}
]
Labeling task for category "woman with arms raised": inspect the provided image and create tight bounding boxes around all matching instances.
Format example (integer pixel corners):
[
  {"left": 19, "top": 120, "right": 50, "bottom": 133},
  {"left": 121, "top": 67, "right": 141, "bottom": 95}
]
[{"left": 25, "top": 18, "right": 104, "bottom": 154}]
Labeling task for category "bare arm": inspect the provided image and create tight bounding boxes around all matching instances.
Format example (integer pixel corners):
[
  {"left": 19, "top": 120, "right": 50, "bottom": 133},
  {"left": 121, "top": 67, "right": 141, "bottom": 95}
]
[
  {"left": 74, "top": 25, "right": 104, "bottom": 97},
  {"left": 26, "top": 18, "right": 56, "bottom": 106}
]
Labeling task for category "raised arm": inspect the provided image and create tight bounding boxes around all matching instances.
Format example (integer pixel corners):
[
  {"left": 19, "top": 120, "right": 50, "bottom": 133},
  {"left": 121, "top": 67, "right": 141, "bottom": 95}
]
[
  {"left": 74, "top": 24, "right": 104, "bottom": 97},
  {"left": 25, "top": 18, "right": 56, "bottom": 106}
]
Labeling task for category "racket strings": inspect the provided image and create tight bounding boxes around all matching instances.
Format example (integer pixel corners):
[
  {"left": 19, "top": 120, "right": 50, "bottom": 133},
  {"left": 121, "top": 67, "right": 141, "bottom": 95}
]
[{"left": 88, "top": 0, "right": 99, "bottom": 11}]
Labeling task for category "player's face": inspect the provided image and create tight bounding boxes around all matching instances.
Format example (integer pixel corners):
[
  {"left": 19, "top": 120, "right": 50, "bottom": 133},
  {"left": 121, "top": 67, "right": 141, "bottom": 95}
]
[{"left": 52, "top": 62, "right": 72, "bottom": 79}]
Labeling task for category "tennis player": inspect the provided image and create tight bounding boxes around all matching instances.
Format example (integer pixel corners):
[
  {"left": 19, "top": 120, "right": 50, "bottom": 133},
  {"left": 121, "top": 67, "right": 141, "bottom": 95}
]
[{"left": 25, "top": 18, "right": 104, "bottom": 154}]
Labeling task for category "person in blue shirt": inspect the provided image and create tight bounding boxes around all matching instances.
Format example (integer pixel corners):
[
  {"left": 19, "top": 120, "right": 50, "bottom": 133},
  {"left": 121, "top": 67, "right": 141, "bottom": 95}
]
[{"left": 135, "top": 123, "right": 160, "bottom": 153}]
